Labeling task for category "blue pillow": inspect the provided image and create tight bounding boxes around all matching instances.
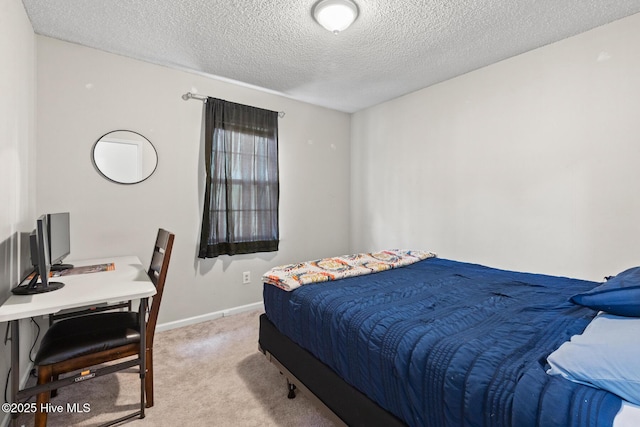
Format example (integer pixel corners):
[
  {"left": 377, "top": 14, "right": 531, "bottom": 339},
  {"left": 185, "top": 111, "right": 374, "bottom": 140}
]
[
  {"left": 547, "top": 313, "right": 640, "bottom": 405},
  {"left": 570, "top": 266, "right": 640, "bottom": 317}
]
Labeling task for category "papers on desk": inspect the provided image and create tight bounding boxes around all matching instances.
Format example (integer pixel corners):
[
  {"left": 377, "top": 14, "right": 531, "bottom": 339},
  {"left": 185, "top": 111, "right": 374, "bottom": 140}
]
[{"left": 53, "top": 263, "right": 115, "bottom": 277}]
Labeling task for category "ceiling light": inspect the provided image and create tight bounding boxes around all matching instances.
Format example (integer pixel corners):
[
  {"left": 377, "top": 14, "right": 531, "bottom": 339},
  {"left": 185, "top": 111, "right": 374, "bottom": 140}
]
[{"left": 313, "top": 0, "right": 359, "bottom": 34}]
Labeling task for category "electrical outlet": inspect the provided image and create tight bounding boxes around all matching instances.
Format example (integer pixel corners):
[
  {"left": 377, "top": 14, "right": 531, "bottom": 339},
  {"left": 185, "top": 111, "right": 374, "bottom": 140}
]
[{"left": 242, "top": 271, "right": 251, "bottom": 284}]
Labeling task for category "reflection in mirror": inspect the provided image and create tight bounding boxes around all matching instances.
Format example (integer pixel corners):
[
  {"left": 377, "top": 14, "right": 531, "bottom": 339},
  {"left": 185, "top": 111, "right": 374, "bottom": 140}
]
[{"left": 92, "top": 130, "right": 158, "bottom": 184}]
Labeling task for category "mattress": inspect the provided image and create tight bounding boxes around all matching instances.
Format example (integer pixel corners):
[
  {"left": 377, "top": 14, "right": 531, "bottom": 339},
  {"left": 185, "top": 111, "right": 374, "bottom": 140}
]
[{"left": 263, "top": 257, "right": 623, "bottom": 427}]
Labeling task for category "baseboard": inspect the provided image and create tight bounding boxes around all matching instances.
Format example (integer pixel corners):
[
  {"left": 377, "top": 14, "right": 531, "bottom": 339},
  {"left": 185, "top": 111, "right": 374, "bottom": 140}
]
[{"left": 155, "top": 301, "right": 264, "bottom": 332}]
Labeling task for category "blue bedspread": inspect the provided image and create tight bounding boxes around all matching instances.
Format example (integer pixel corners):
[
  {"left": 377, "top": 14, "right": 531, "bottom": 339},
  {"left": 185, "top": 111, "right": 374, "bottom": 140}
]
[{"left": 263, "top": 258, "right": 622, "bottom": 427}]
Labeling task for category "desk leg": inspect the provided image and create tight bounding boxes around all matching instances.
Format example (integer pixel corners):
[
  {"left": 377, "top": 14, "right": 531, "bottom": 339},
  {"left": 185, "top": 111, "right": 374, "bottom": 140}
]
[
  {"left": 139, "top": 297, "right": 147, "bottom": 419},
  {"left": 10, "top": 320, "right": 19, "bottom": 427}
]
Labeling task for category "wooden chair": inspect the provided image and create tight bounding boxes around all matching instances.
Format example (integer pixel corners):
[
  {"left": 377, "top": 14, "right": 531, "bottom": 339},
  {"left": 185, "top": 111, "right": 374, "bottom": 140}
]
[{"left": 33, "top": 229, "right": 175, "bottom": 427}]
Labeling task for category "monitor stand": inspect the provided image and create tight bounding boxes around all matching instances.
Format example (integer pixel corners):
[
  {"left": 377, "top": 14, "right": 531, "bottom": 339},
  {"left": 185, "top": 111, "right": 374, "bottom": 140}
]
[
  {"left": 50, "top": 263, "right": 74, "bottom": 271},
  {"left": 11, "top": 273, "right": 65, "bottom": 295}
]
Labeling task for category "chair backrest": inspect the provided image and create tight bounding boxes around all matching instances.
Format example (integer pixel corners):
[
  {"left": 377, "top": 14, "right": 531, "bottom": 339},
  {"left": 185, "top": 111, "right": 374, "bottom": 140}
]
[{"left": 145, "top": 229, "right": 175, "bottom": 346}]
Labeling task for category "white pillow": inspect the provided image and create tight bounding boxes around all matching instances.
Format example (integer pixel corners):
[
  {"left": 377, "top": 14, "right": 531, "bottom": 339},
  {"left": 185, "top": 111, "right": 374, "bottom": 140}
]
[{"left": 547, "top": 313, "right": 640, "bottom": 405}]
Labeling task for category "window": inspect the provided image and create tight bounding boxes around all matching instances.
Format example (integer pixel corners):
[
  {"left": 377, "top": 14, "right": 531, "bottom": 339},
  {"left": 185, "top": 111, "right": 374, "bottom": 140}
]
[{"left": 198, "top": 98, "right": 279, "bottom": 258}]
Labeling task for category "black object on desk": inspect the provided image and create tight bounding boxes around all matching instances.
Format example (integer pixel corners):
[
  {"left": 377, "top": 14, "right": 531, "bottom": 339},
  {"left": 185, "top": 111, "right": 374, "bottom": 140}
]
[{"left": 11, "top": 271, "right": 64, "bottom": 295}]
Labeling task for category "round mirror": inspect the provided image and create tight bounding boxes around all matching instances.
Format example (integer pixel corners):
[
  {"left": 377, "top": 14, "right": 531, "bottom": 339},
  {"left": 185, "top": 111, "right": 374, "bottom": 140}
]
[{"left": 92, "top": 130, "right": 158, "bottom": 184}]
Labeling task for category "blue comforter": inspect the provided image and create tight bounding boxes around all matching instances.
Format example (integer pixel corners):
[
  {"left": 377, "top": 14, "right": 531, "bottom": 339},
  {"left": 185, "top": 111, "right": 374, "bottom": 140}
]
[{"left": 263, "top": 257, "right": 622, "bottom": 427}]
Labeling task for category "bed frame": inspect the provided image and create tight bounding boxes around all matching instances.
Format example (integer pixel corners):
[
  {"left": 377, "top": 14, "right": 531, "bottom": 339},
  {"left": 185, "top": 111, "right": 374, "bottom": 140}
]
[{"left": 258, "top": 314, "right": 406, "bottom": 427}]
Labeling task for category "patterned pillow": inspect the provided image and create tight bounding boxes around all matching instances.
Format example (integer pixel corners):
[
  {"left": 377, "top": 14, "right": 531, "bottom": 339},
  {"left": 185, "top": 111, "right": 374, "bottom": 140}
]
[{"left": 262, "top": 249, "right": 436, "bottom": 291}]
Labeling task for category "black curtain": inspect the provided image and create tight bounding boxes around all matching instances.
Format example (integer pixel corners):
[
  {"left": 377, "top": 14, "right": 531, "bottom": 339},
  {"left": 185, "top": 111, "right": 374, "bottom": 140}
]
[{"left": 199, "top": 98, "right": 279, "bottom": 258}]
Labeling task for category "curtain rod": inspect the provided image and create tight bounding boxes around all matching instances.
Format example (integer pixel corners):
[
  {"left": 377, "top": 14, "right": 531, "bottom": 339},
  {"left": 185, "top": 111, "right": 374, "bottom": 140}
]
[{"left": 181, "top": 92, "right": 285, "bottom": 118}]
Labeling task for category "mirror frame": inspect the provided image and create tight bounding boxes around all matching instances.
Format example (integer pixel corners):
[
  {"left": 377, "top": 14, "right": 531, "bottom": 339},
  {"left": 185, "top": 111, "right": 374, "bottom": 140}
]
[{"left": 91, "top": 130, "right": 158, "bottom": 185}]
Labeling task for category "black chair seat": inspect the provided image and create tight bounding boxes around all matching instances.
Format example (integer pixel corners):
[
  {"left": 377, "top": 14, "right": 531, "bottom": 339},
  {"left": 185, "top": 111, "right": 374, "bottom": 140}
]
[{"left": 35, "top": 312, "right": 140, "bottom": 365}]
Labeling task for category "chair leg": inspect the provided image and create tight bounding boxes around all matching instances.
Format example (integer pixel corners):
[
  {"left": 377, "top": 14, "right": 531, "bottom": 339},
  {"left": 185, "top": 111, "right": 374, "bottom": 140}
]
[
  {"left": 35, "top": 365, "right": 53, "bottom": 427},
  {"left": 145, "top": 348, "right": 154, "bottom": 408}
]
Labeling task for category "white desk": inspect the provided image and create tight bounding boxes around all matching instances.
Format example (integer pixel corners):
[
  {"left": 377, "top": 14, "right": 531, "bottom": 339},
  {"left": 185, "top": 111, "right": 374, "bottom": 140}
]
[
  {"left": 0, "top": 256, "right": 155, "bottom": 322},
  {"left": 0, "top": 256, "right": 156, "bottom": 426}
]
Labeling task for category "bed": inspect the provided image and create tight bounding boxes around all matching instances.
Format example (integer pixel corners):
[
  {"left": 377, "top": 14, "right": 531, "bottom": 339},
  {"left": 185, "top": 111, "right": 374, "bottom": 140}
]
[{"left": 258, "top": 251, "right": 640, "bottom": 427}]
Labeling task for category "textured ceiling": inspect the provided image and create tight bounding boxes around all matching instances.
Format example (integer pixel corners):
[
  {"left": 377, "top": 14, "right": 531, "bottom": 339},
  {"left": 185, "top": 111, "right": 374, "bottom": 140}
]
[{"left": 22, "top": 0, "right": 640, "bottom": 113}]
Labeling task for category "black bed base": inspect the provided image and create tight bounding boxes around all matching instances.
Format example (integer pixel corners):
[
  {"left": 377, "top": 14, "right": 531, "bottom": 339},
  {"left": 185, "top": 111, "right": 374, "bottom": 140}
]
[{"left": 258, "top": 314, "right": 406, "bottom": 427}]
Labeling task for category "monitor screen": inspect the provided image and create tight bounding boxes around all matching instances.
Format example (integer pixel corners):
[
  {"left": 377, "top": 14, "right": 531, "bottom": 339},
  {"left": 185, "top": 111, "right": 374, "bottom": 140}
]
[{"left": 48, "top": 212, "right": 70, "bottom": 265}]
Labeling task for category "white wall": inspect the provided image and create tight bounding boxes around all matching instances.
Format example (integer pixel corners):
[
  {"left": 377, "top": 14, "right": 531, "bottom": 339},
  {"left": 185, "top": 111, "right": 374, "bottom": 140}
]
[
  {"left": 351, "top": 13, "right": 640, "bottom": 281},
  {"left": 0, "top": 0, "right": 38, "bottom": 424},
  {"left": 35, "top": 37, "right": 351, "bottom": 325}
]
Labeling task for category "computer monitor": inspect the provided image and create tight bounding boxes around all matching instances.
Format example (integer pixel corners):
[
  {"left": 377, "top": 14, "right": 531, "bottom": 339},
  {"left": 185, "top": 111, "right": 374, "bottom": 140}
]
[
  {"left": 47, "top": 212, "right": 73, "bottom": 271},
  {"left": 11, "top": 215, "right": 65, "bottom": 295}
]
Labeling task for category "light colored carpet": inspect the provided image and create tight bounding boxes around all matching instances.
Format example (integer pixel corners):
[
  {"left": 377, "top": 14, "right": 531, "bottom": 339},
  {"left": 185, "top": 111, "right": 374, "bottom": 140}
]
[{"left": 16, "top": 310, "right": 336, "bottom": 427}]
